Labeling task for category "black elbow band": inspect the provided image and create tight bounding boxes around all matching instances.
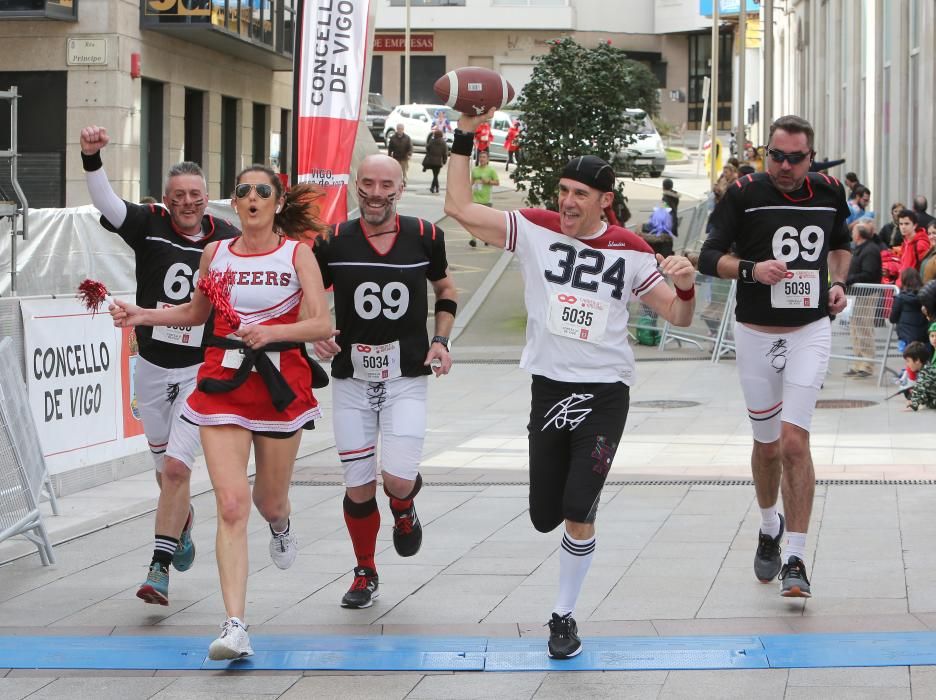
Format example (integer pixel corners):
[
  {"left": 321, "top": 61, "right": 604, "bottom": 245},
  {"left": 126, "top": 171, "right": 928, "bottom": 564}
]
[
  {"left": 435, "top": 298, "right": 457, "bottom": 317},
  {"left": 697, "top": 248, "right": 720, "bottom": 277},
  {"left": 451, "top": 129, "right": 474, "bottom": 157},
  {"left": 81, "top": 151, "right": 103, "bottom": 172}
]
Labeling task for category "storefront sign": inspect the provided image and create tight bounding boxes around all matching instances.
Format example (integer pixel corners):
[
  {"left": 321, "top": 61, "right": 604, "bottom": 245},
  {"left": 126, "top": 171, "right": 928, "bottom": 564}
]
[{"left": 374, "top": 34, "right": 434, "bottom": 52}]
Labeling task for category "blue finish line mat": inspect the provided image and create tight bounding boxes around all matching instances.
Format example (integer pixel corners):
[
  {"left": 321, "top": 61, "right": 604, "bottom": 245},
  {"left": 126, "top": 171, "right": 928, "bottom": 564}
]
[{"left": 3, "top": 632, "right": 936, "bottom": 671}]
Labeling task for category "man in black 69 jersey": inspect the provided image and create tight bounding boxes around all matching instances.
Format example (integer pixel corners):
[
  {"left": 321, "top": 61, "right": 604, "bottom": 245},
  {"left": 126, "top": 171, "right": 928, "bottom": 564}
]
[
  {"left": 81, "top": 126, "right": 239, "bottom": 607},
  {"left": 313, "top": 154, "right": 457, "bottom": 610},
  {"left": 699, "top": 115, "right": 852, "bottom": 598}
]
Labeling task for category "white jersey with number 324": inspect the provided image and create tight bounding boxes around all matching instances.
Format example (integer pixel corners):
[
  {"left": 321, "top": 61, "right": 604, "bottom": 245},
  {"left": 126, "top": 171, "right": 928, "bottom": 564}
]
[{"left": 505, "top": 209, "right": 663, "bottom": 385}]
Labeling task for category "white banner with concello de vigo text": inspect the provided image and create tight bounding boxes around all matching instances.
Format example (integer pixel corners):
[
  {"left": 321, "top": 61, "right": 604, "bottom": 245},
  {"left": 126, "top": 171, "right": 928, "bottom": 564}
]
[
  {"left": 21, "top": 297, "right": 146, "bottom": 475},
  {"left": 294, "top": 0, "right": 377, "bottom": 224}
]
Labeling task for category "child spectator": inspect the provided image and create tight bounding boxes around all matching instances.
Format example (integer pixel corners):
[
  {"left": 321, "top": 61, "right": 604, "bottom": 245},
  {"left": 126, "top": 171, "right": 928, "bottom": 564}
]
[
  {"left": 889, "top": 268, "right": 930, "bottom": 352},
  {"left": 904, "top": 341, "right": 936, "bottom": 411}
]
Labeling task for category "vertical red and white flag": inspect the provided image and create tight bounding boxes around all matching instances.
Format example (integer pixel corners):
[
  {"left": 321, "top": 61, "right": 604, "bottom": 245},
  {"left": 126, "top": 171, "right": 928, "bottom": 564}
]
[{"left": 293, "top": 0, "right": 377, "bottom": 224}]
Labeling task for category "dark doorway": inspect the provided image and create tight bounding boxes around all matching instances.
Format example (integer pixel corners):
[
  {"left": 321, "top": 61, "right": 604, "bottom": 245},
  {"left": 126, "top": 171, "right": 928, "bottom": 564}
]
[
  {"left": 369, "top": 55, "right": 383, "bottom": 94},
  {"left": 220, "top": 96, "right": 238, "bottom": 198},
  {"left": 687, "top": 31, "right": 733, "bottom": 130},
  {"left": 0, "top": 71, "right": 66, "bottom": 207},
  {"left": 399, "top": 56, "right": 445, "bottom": 104},
  {"left": 252, "top": 103, "right": 268, "bottom": 166},
  {"left": 184, "top": 88, "right": 204, "bottom": 167},
  {"left": 279, "top": 108, "right": 291, "bottom": 179},
  {"left": 140, "top": 79, "right": 165, "bottom": 200}
]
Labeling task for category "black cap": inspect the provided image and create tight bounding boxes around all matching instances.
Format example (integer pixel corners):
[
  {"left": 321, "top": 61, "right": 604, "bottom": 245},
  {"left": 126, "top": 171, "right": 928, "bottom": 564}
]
[{"left": 560, "top": 155, "right": 615, "bottom": 193}]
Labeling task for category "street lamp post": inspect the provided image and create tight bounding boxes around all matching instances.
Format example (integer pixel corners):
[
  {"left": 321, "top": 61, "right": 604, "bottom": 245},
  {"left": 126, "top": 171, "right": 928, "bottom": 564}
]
[
  {"left": 737, "top": 0, "right": 746, "bottom": 159},
  {"left": 404, "top": 0, "right": 411, "bottom": 104},
  {"left": 710, "top": 0, "right": 719, "bottom": 187}
]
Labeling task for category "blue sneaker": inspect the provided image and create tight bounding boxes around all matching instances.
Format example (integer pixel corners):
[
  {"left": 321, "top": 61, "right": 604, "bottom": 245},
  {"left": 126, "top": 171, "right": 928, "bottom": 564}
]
[
  {"left": 137, "top": 563, "right": 169, "bottom": 606},
  {"left": 172, "top": 505, "right": 195, "bottom": 572}
]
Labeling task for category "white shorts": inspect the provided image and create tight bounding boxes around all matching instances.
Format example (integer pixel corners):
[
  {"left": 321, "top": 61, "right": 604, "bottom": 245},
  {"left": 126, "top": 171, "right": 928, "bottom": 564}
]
[
  {"left": 332, "top": 376, "right": 428, "bottom": 487},
  {"left": 733, "top": 317, "right": 831, "bottom": 443},
  {"left": 135, "top": 356, "right": 201, "bottom": 471}
]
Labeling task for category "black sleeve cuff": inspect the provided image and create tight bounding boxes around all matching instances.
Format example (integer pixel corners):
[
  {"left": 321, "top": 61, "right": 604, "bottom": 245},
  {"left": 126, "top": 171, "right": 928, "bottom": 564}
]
[{"left": 81, "top": 151, "right": 103, "bottom": 172}]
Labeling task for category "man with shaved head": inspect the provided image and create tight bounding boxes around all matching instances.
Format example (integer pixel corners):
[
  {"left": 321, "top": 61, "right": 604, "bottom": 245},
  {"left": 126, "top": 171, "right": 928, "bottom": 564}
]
[{"left": 312, "top": 154, "right": 458, "bottom": 609}]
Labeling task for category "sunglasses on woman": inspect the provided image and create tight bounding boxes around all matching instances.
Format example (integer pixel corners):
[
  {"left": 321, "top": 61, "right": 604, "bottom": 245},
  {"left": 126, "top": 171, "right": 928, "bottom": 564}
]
[
  {"left": 766, "top": 148, "right": 812, "bottom": 165},
  {"left": 234, "top": 183, "right": 274, "bottom": 199}
]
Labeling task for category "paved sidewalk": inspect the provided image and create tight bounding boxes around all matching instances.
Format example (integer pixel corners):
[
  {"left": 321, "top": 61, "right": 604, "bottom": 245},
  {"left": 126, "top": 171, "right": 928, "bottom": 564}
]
[{"left": 2, "top": 358, "right": 936, "bottom": 698}]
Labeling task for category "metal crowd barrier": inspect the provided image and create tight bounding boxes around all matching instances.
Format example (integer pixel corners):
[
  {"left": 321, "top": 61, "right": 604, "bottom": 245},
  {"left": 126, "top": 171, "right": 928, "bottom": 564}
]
[{"left": 0, "top": 336, "right": 56, "bottom": 565}]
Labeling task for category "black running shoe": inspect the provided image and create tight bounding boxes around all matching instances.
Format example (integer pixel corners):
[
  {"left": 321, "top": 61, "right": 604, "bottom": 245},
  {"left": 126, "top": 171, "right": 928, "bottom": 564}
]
[
  {"left": 391, "top": 505, "right": 423, "bottom": 557},
  {"left": 547, "top": 612, "right": 582, "bottom": 659},
  {"left": 779, "top": 555, "right": 811, "bottom": 598},
  {"left": 340, "top": 566, "right": 379, "bottom": 608},
  {"left": 754, "top": 513, "right": 785, "bottom": 583}
]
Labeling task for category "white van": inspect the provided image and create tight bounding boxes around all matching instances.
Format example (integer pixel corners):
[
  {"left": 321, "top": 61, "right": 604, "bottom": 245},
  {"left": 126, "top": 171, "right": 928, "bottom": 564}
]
[{"left": 616, "top": 108, "right": 667, "bottom": 178}]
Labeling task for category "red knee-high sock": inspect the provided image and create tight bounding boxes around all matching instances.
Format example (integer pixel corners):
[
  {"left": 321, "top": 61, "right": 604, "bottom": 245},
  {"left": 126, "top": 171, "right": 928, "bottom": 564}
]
[
  {"left": 386, "top": 473, "right": 422, "bottom": 514},
  {"left": 343, "top": 495, "right": 380, "bottom": 571}
]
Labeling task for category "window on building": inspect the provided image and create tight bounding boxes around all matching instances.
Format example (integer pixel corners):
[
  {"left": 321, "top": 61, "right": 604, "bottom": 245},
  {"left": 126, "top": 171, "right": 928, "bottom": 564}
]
[
  {"left": 221, "top": 96, "right": 239, "bottom": 198},
  {"left": 370, "top": 55, "right": 383, "bottom": 95},
  {"left": 253, "top": 103, "right": 268, "bottom": 166},
  {"left": 184, "top": 88, "right": 205, "bottom": 167},
  {"left": 687, "top": 31, "right": 732, "bottom": 130},
  {"left": 141, "top": 79, "right": 165, "bottom": 201}
]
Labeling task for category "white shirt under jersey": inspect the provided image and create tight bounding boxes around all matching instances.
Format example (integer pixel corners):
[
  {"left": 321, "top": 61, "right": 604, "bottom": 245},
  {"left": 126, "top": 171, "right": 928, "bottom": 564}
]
[{"left": 505, "top": 209, "right": 663, "bottom": 385}]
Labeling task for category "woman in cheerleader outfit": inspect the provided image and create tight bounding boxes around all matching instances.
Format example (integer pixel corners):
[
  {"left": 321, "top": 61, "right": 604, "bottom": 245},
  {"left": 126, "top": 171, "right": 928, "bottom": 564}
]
[{"left": 111, "top": 165, "right": 333, "bottom": 660}]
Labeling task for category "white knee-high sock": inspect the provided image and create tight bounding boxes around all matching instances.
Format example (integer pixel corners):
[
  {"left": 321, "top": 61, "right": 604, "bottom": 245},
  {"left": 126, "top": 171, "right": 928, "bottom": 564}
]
[{"left": 553, "top": 532, "right": 595, "bottom": 617}]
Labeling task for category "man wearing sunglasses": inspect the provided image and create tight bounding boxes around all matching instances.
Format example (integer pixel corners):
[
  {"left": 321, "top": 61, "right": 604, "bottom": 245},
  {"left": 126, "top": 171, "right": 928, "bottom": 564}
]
[
  {"left": 699, "top": 115, "right": 852, "bottom": 599},
  {"left": 80, "top": 125, "right": 240, "bottom": 607}
]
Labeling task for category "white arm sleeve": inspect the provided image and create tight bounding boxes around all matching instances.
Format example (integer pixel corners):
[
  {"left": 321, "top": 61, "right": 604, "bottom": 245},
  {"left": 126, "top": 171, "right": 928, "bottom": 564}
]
[{"left": 85, "top": 168, "right": 128, "bottom": 229}]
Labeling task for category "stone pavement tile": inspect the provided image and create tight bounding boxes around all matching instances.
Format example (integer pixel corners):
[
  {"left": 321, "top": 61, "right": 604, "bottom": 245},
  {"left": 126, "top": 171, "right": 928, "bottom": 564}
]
[
  {"left": 651, "top": 515, "right": 746, "bottom": 543},
  {"left": 52, "top": 598, "right": 198, "bottom": 627},
  {"left": 659, "top": 669, "right": 788, "bottom": 699},
  {"left": 787, "top": 666, "right": 910, "bottom": 688},
  {"left": 517, "top": 620, "right": 657, "bottom": 638},
  {"left": 910, "top": 666, "right": 936, "bottom": 696},
  {"left": 23, "top": 676, "right": 176, "bottom": 699},
  {"left": 0, "top": 678, "right": 55, "bottom": 699},
  {"left": 251, "top": 624, "right": 382, "bottom": 636},
  {"left": 8, "top": 669, "right": 156, "bottom": 677},
  {"left": 671, "top": 489, "right": 754, "bottom": 515},
  {"left": 913, "top": 613, "right": 936, "bottom": 630},
  {"left": 802, "top": 597, "right": 911, "bottom": 616},
  {"left": 625, "top": 556, "right": 724, "bottom": 580},
  {"left": 378, "top": 573, "right": 527, "bottom": 624},
  {"left": 784, "top": 683, "right": 910, "bottom": 698},
  {"left": 0, "top": 626, "right": 115, "bottom": 636},
  {"left": 279, "top": 674, "right": 423, "bottom": 699},
  {"left": 113, "top": 624, "right": 221, "bottom": 636},
  {"left": 593, "top": 589, "right": 707, "bottom": 621},
  {"left": 152, "top": 675, "right": 302, "bottom": 699},
  {"left": 406, "top": 671, "right": 545, "bottom": 699},
  {"left": 785, "top": 613, "right": 926, "bottom": 634},
  {"left": 805, "top": 567, "right": 908, "bottom": 600},
  {"left": 636, "top": 541, "right": 730, "bottom": 560},
  {"left": 906, "top": 575, "right": 936, "bottom": 614},
  {"left": 534, "top": 672, "right": 663, "bottom": 699},
  {"left": 696, "top": 570, "right": 806, "bottom": 619},
  {"left": 651, "top": 617, "right": 797, "bottom": 636},
  {"left": 485, "top": 582, "right": 612, "bottom": 623},
  {"left": 381, "top": 622, "right": 519, "bottom": 637}
]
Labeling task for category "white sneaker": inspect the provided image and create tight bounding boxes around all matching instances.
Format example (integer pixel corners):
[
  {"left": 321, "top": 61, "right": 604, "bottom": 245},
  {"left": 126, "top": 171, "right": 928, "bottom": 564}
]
[
  {"left": 269, "top": 526, "right": 298, "bottom": 570},
  {"left": 208, "top": 617, "right": 253, "bottom": 660}
]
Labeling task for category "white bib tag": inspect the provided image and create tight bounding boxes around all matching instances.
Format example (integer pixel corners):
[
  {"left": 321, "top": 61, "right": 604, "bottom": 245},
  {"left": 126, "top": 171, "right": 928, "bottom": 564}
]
[
  {"left": 151, "top": 302, "right": 205, "bottom": 347},
  {"left": 770, "top": 269, "right": 820, "bottom": 308},
  {"left": 546, "top": 292, "right": 609, "bottom": 344},
  {"left": 351, "top": 340, "right": 402, "bottom": 382},
  {"left": 221, "top": 348, "right": 280, "bottom": 373}
]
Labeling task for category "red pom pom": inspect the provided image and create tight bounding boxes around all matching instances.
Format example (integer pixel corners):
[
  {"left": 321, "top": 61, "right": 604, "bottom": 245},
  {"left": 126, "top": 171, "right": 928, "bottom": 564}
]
[
  {"left": 77, "top": 279, "right": 110, "bottom": 315},
  {"left": 197, "top": 268, "right": 241, "bottom": 330}
]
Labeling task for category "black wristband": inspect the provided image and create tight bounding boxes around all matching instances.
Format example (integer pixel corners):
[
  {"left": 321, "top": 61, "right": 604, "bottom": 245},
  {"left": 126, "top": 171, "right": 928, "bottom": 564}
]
[
  {"left": 738, "top": 259, "right": 757, "bottom": 284},
  {"left": 434, "top": 298, "right": 457, "bottom": 317},
  {"left": 81, "top": 151, "right": 103, "bottom": 172},
  {"left": 431, "top": 335, "right": 450, "bottom": 351},
  {"left": 830, "top": 281, "right": 847, "bottom": 292},
  {"left": 451, "top": 129, "right": 474, "bottom": 157}
]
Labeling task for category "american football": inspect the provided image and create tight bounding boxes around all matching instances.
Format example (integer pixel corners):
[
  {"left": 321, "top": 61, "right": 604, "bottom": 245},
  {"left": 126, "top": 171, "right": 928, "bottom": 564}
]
[{"left": 433, "top": 66, "right": 515, "bottom": 116}]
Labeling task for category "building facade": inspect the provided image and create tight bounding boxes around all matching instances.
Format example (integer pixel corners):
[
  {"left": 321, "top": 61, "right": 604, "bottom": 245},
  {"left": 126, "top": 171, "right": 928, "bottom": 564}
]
[
  {"left": 775, "top": 0, "right": 935, "bottom": 215},
  {"left": 371, "top": 0, "right": 759, "bottom": 134},
  {"left": 0, "top": 0, "right": 297, "bottom": 207}
]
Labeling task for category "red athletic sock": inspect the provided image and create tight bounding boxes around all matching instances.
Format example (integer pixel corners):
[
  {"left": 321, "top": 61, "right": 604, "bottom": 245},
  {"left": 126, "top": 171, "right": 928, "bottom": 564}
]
[
  {"left": 389, "top": 497, "right": 413, "bottom": 514},
  {"left": 343, "top": 495, "right": 380, "bottom": 571}
]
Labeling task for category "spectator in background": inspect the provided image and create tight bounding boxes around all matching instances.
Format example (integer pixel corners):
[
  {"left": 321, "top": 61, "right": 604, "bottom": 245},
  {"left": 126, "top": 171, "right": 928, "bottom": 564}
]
[
  {"left": 913, "top": 195, "right": 935, "bottom": 229},
  {"left": 661, "top": 178, "right": 680, "bottom": 237},
  {"left": 846, "top": 185, "right": 873, "bottom": 226},
  {"left": 919, "top": 222, "right": 936, "bottom": 284},
  {"left": 504, "top": 120, "right": 522, "bottom": 172},
  {"left": 897, "top": 209, "right": 932, "bottom": 283},
  {"left": 424, "top": 128, "right": 448, "bottom": 195},
  {"left": 468, "top": 150, "right": 499, "bottom": 247},
  {"left": 714, "top": 163, "right": 739, "bottom": 201},
  {"left": 844, "top": 222, "right": 882, "bottom": 378},
  {"left": 919, "top": 281, "right": 936, "bottom": 329},
  {"left": 387, "top": 123, "right": 413, "bottom": 185},
  {"left": 844, "top": 172, "right": 861, "bottom": 198},
  {"left": 140, "top": 195, "right": 158, "bottom": 205},
  {"left": 879, "top": 202, "right": 906, "bottom": 248},
  {"left": 905, "top": 341, "right": 936, "bottom": 411},
  {"left": 433, "top": 109, "right": 452, "bottom": 134},
  {"left": 473, "top": 121, "right": 492, "bottom": 165},
  {"left": 890, "top": 268, "right": 930, "bottom": 353}
]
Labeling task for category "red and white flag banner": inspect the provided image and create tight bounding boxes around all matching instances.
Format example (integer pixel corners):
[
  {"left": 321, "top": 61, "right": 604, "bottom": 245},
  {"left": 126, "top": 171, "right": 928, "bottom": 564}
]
[{"left": 293, "top": 0, "right": 376, "bottom": 224}]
